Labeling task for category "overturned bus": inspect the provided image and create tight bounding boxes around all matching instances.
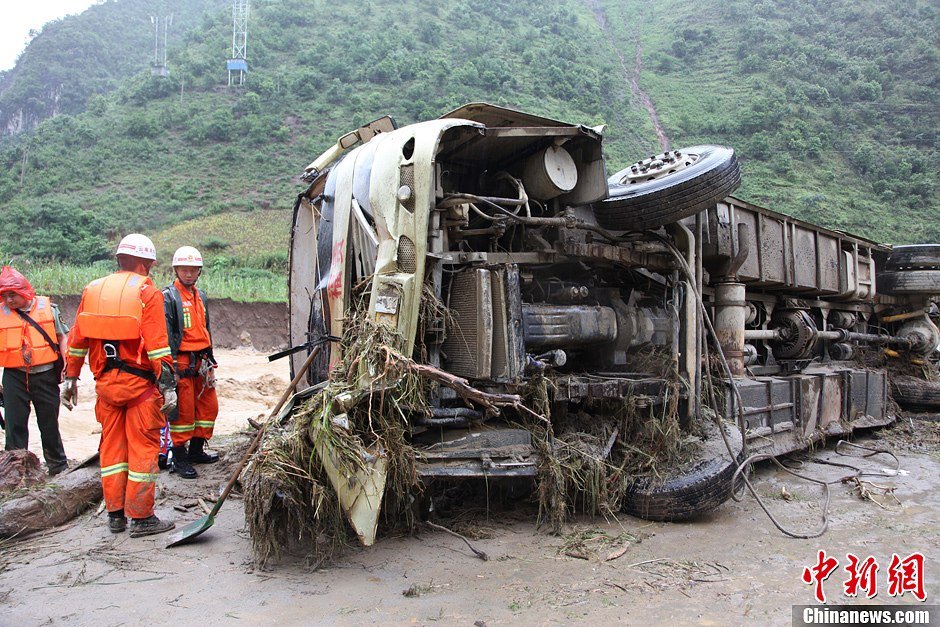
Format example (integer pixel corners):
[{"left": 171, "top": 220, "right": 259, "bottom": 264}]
[{"left": 285, "top": 104, "right": 939, "bottom": 544}]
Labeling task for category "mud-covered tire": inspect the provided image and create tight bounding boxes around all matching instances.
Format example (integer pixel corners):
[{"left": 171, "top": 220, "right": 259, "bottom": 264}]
[
  {"left": 877, "top": 270, "right": 940, "bottom": 295},
  {"left": 622, "top": 420, "right": 743, "bottom": 522},
  {"left": 891, "top": 376, "right": 940, "bottom": 412},
  {"left": 595, "top": 145, "right": 741, "bottom": 231},
  {"left": 885, "top": 245, "right": 940, "bottom": 271},
  {"left": 305, "top": 296, "right": 331, "bottom": 386}
]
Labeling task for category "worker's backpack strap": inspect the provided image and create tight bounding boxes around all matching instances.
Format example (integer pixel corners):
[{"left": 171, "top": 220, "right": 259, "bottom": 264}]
[
  {"left": 177, "top": 348, "right": 215, "bottom": 378},
  {"left": 15, "top": 307, "right": 64, "bottom": 379},
  {"left": 162, "top": 285, "right": 184, "bottom": 358},
  {"left": 101, "top": 341, "right": 157, "bottom": 383},
  {"left": 199, "top": 287, "right": 213, "bottom": 348}
]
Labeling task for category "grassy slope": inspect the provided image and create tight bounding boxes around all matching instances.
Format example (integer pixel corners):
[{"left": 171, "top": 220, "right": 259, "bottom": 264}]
[
  {"left": 599, "top": 0, "right": 937, "bottom": 244},
  {"left": 0, "top": 0, "right": 936, "bottom": 301},
  {"left": 22, "top": 261, "right": 285, "bottom": 302}
]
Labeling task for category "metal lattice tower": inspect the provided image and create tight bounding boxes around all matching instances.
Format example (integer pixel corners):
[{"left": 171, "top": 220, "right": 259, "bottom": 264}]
[
  {"left": 227, "top": 0, "right": 250, "bottom": 86},
  {"left": 150, "top": 14, "right": 172, "bottom": 77}
]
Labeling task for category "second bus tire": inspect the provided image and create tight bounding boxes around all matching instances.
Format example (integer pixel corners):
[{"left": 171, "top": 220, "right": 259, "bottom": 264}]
[
  {"left": 622, "top": 419, "right": 744, "bottom": 522},
  {"left": 595, "top": 145, "right": 742, "bottom": 231}
]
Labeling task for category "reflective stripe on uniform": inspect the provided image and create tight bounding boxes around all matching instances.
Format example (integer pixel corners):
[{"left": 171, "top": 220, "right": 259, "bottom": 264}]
[
  {"left": 147, "top": 346, "right": 171, "bottom": 360},
  {"left": 169, "top": 423, "right": 194, "bottom": 433},
  {"left": 128, "top": 470, "right": 160, "bottom": 483},
  {"left": 68, "top": 347, "right": 88, "bottom": 357},
  {"left": 194, "top": 420, "right": 215, "bottom": 428},
  {"left": 100, "top": 462, "right": 129, "bottom": 477}
]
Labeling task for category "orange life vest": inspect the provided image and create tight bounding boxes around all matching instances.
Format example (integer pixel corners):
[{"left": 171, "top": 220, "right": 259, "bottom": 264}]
[
  {"left": 0, "top": 296, "right": 59, "bottom": 368},
  {"left": 76, "top": 272, "right": 147, "bottom": 340}
]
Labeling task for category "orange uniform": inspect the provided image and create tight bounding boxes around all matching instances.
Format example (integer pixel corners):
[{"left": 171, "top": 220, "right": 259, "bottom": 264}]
[
  {"left": 0, "top": 296, "right": 60, "bottom": 368},
  {"left": 0, "top": 269, "right": 69, "bottom": 473},
  {"left": 66, "top": 271, "right": 173, "bottom": 519},
  {"left": 164, "top": 279, "right": 218, "bottom": 446}
]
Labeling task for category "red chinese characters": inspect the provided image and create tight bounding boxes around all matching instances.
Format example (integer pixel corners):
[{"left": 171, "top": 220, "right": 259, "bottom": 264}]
[
  {"left": 803, "top": 550, "right": 840, "bottom": 603},
  {"left": 802, "top": 551, "right": 927, "bottom": 603},
  {"left": 844, "top": 554, "right": 879, "bottom": 599},
  {"left": 327, "top": 240, "right": 346, "bottom": 300},
  {"left": 887, "top": 552, "right": 926, "bottom": 601}
]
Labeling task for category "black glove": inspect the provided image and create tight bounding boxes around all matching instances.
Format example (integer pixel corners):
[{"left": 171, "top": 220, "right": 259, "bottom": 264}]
[{"left": 157, "top": 363, "right": 177, "bottom": 416}]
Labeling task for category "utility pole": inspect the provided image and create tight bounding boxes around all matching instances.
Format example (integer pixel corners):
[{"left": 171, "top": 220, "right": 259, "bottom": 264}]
[
  {"left": 164, "top": 14, "right": 171, "bottom": 68},
  {"left": 227, "top": 1, "right": 250, "bottom": 86},
  {"left": 150, "top": 14, "right": 172, "bottom": 77}
]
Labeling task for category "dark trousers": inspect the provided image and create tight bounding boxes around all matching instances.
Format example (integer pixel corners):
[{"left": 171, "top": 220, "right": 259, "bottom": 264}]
[{"left": 2, "top": 367, "right": 68, "bottom": 471}]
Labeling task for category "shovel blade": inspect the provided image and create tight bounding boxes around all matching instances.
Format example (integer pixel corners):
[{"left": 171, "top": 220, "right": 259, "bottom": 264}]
[{"left": 165, "top": 514, "right": 215, "bottom": 548}]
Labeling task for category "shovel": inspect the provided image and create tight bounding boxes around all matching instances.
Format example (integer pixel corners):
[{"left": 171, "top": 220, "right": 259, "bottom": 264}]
[{"left": 165, "top": 345, "right": 323, "bottom": 548}]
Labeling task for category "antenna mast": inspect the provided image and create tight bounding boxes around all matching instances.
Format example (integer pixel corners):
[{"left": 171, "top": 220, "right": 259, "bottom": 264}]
[
  {"left": 150, "top": 14, "right": 172, "bottom": 77},
  {"left": 227, "top": 1, "right": 250, "bottom": 86}
]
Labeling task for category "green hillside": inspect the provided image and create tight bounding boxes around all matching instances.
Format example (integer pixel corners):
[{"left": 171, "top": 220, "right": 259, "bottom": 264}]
[
  {"left": 0, "top": 0, "right": 226, "bottom": 130},
  {"left": 0, "top": 0, "right": 936, "bottom": 295}
]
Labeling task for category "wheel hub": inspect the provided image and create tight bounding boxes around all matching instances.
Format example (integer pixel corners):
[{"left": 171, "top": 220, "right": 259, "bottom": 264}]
[
  {"left": 772, "top": 309, "right": 817, "bottom": 359},
  {"left": 618, "top": 149, "right": 698, "bottom": 184}
]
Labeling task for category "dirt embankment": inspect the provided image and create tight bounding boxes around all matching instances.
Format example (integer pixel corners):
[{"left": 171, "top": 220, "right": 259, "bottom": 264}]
[{"left": 52, "top": 295, "right": 288, "bottom": 351}]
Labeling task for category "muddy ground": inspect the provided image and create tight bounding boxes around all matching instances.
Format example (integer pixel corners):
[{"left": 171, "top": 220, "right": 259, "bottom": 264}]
[{"left": 3, "top": 350, "right": 938, "bottom": 625}]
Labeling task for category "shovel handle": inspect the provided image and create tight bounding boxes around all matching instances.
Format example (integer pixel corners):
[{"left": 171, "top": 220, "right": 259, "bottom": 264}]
[{"left": 210, "top": 345, "right": 323, "bottom": 516}]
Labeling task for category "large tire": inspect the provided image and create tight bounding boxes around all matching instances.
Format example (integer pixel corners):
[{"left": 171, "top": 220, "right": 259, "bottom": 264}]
[
  {"left": 885, "top": 245, "right": 940, "bottom": 271},
  {"left": 595, "top": 145, "right": 741, "bottom": 231},
  {"left": 891, "top": 376, "right": 940, "bottom": 412},
  {"left": 305, "top": 295, "right": 331, "bottom": 386},
  {"left": 877, "top": 270, "right": 940, "bottom": 295},
  {"left": 623, "top": 419, "right": 743, "bottom": 522}
]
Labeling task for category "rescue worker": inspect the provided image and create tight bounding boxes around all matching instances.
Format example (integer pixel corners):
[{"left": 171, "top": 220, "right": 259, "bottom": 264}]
[
  {"left": 0, "top": 266, "right": 69, "bottom": 475},
  {"left": 62, "top": 234, "right": 177, "bottom": 537},
  {"left": 163, "top": 246, "right": 219, "bottom": 479}
]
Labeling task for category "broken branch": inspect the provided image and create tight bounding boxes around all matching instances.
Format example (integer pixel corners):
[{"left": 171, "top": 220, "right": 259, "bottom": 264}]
[
  {"left": 427, "top": 521, "right": 489, "bottom": 561},
  {"left": 381, "top": 347, "right": 546, "bottom": 422}
]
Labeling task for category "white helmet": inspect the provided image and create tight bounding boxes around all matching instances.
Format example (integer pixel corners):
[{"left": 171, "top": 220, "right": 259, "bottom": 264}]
[
  {"left": 172, "top": 246, "right": 204, "bottom": 267},
  {"left": 115, "top": 234, "right": 157, "bottom": 260}
]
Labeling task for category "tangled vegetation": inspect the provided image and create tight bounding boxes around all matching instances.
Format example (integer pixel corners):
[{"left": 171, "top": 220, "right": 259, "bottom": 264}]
[
  {"left": 242, "top": 291, "right": 708, "bottom": 566},
  {"left": 242, "top": 314, "right": 427, "bottom": 566}
]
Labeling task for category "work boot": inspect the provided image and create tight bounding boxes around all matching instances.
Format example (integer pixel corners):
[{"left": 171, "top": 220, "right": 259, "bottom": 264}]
[
  {"left": 170, "top": 446, "right": 197, "bottom": 479},
  {"left": 188, "top": 437, "right": 219, "bottom": 464},
  {"left": 108, "top": 510, "right": 127, "bottom": 533},
  {"left": 48, "top": 462, "right": 69, "bottom": 477},
  {"left": 129, "top": 515, "right": 175, "bottom": 538},
  {"left": 158, "top": 453, "right": 168, "bottom": 470}
]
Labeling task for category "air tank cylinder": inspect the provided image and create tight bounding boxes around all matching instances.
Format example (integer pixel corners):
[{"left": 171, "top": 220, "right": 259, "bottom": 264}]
[{"left": 713, "top": 282, "right": 747, "bottom": 376}]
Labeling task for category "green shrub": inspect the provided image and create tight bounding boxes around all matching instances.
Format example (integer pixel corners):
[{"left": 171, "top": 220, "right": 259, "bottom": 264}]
[{"left": 201, "top": 236, "right": 231, "bottom": 252}]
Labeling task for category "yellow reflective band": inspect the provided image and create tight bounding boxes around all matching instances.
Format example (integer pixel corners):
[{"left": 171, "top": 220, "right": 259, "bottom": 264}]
[
  {"left": 194, "top": 421, "right": 215, "bottom": 428},
  {"left": 100, "top": 462, "right": 129, "bottom": 477},
  {"left": 147, "top": 347, "right": 171, "bottom": 360},
  {"left": 169, "top": 424, "right": 194, "bottom": 433},
  {"left": 128, "top": 470, "right": 159, "bottom": 483},
  {"left": 68, "top": 347, "right": 88, "bottom": 357}
]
